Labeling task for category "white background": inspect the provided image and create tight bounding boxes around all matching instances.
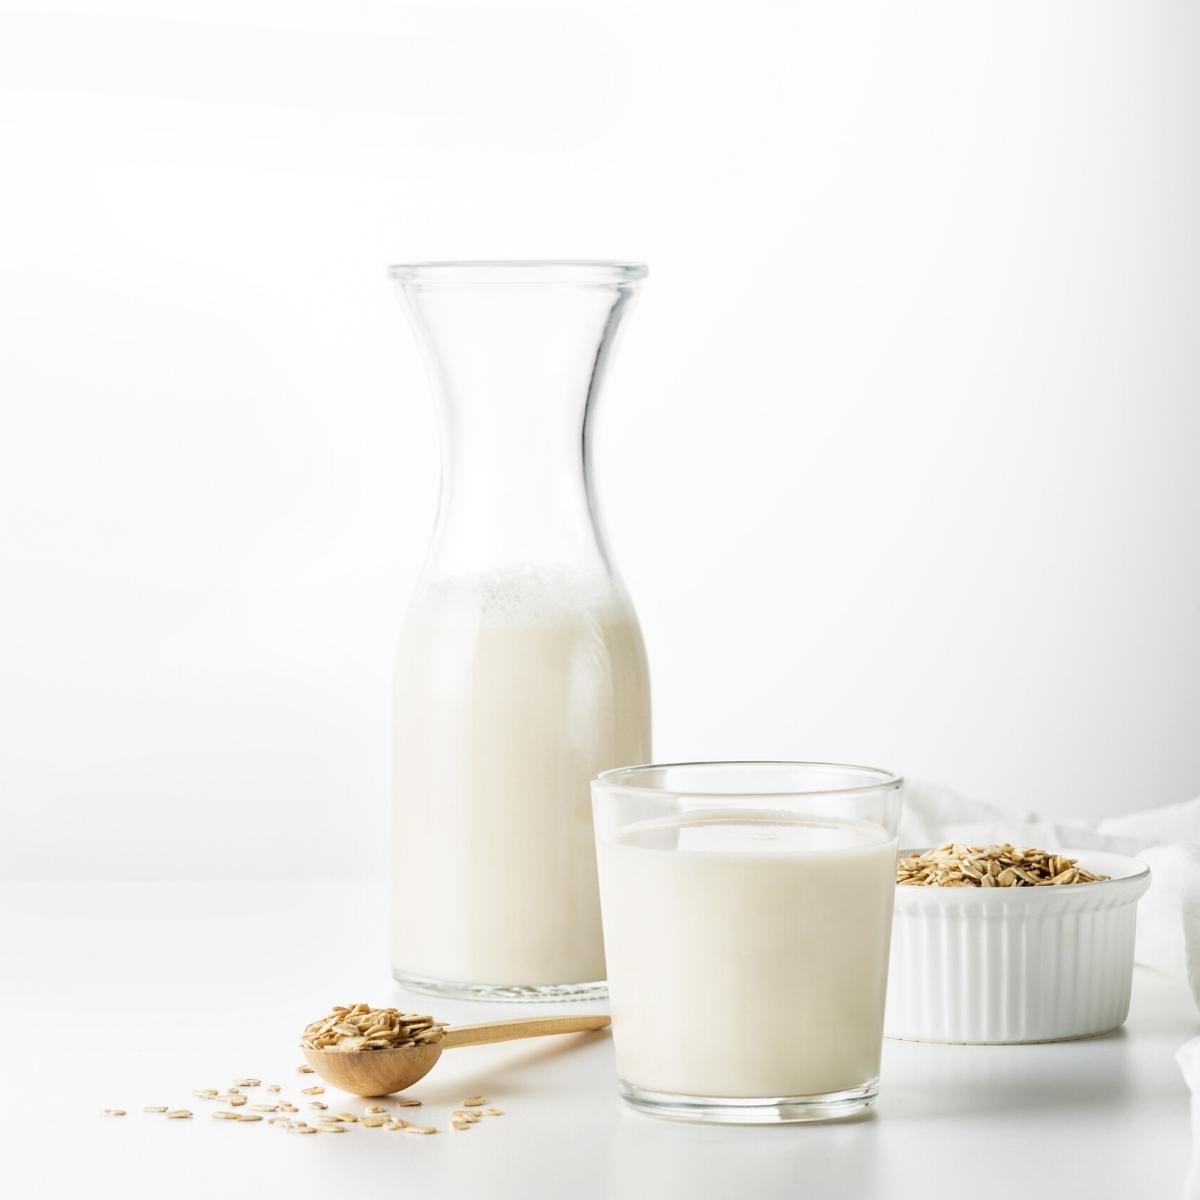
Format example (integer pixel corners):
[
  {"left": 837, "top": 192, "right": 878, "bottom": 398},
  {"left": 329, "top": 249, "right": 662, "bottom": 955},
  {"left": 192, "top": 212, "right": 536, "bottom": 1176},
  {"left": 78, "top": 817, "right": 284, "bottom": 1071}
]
[{"left": 2, "top": 0, "right": 1197, "bottom": 882}]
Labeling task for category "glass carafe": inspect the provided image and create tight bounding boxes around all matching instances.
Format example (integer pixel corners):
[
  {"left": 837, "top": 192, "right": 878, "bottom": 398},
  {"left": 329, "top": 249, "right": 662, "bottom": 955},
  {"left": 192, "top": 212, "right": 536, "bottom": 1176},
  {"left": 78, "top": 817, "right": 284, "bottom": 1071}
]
[{"left": 388, "top": 261, "right": 652, "bottom": 1001}]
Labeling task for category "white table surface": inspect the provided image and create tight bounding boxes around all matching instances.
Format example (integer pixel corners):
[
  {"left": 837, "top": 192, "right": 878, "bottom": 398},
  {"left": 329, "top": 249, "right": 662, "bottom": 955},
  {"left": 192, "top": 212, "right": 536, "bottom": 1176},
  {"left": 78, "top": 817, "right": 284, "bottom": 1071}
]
[{"left": 5, "top": 881, "right": 1198, "bottom": 1199}]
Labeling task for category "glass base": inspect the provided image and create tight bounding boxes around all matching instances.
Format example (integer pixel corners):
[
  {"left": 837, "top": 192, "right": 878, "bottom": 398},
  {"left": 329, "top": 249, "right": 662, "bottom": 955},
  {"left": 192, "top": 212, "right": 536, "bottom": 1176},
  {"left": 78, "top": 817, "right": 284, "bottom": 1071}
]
[
  {"left": 392, "top": 966, "right": 608, "bottom": 1004},
  {"left": 618, "top": 1077, "right": 879, "bottom": 1124}
]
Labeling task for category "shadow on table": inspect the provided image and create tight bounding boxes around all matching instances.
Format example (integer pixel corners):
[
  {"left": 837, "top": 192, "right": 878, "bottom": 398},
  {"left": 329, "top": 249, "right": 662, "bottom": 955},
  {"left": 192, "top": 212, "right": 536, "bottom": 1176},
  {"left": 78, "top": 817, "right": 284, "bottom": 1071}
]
[
  {"left": 391, "top": 1027, "right": 611, "bottom": 1107},
  {"left": 596, "top": 1103, "right": 885, "bottom": 1200},
  {"left": 879, "top": 1027, "right": 1138, "bottom": 1120}
]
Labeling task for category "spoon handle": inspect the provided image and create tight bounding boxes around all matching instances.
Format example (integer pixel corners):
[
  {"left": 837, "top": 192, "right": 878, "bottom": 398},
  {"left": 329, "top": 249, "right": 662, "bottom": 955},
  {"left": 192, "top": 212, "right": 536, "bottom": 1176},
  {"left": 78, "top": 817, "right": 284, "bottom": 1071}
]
[{"left": 440, "top": 1013, "right": 610, "bottom": 1049}]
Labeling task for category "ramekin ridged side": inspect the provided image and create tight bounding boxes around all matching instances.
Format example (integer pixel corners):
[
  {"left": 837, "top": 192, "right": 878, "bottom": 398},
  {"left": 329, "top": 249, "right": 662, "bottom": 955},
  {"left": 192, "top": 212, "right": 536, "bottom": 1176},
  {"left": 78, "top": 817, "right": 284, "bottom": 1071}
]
[{"left": 884, "top": 850, "right": 1151, "bottom": 1044}]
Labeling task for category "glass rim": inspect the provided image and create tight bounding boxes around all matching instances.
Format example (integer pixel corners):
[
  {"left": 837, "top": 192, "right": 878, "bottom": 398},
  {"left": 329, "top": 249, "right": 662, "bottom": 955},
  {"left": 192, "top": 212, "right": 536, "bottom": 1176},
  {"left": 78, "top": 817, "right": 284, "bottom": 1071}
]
[
  {"left": 387, "top": 260, "right": 648, "bottom": 286},
  {"left": 593, "top": 760, "right": 903, "bottom": 799}
]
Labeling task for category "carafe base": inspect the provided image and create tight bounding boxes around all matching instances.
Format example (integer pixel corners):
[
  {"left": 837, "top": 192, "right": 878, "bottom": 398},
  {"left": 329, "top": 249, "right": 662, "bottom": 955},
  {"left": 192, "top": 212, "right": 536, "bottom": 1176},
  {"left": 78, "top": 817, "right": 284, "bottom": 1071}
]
[{"left": 392, "top": 966, "right": 608, "bottom": 1004}]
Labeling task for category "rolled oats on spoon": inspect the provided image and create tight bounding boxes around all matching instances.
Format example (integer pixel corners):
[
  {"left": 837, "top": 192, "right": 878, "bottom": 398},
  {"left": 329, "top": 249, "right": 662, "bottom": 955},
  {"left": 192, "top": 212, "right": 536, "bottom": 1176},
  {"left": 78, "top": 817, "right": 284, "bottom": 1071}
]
[
  {"left": 301, "top": 1003, "right": 447, "bottom": 1052},
  {"left": 300, "top": 1002, "right": 608, "bottom": 1097}
]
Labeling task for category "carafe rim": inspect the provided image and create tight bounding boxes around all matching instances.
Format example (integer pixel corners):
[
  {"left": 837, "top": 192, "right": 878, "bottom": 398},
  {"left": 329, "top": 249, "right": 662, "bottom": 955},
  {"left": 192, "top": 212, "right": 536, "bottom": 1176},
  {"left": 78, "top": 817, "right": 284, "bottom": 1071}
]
[{"left": 388, "top": 260, "right": 647, "bottom": 285}]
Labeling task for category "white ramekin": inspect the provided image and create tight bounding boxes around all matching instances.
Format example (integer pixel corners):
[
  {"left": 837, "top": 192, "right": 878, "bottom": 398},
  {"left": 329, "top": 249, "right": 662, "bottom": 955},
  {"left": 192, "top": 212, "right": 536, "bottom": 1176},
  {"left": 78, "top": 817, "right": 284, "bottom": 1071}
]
[{"left": 884, "top": 849, "right": 1151, "bottom": 1044}]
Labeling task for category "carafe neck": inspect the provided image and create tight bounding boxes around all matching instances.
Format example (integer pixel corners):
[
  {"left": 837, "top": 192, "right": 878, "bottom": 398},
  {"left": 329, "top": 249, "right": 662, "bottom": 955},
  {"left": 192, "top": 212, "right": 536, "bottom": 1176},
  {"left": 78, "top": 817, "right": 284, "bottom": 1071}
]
[{"left": 392, "top": 262, "right": 645, "bottom": 581}]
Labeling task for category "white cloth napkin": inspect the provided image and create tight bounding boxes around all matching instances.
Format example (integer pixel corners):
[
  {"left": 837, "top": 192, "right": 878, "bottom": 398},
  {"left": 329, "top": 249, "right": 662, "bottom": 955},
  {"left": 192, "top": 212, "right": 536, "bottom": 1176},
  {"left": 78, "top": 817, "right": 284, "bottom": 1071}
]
[
  {"left": 900, "top": 780, "right": 1200, "bottom": 1005},
  {"left": 1179, "top": 1039, "right": 1200, "bottom": 1197}
]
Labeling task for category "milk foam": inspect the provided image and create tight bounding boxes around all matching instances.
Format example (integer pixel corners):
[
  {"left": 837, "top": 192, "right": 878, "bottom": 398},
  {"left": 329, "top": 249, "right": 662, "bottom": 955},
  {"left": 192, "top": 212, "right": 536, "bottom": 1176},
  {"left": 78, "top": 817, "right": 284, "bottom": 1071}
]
[{"left": 409, "top": 565, "right": 626, "bottom": 627}]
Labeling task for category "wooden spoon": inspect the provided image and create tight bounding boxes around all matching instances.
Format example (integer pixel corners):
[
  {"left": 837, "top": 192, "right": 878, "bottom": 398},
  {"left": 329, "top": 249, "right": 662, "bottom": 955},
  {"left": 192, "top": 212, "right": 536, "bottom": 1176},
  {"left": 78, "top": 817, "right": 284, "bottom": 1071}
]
[{"left": 302, "top": 1014, "right": 610, "bottom": 1097}]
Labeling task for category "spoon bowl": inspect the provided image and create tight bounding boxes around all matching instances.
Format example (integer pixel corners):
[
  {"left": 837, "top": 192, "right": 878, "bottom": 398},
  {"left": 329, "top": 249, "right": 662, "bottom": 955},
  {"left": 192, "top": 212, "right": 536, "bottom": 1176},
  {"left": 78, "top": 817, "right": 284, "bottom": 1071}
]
[
  {"left": 304, "top": 1043, "right": 444, "bottom": 1096},
  {"left": 303, "top": 1013, "right": 611, "bottom": 1097}
]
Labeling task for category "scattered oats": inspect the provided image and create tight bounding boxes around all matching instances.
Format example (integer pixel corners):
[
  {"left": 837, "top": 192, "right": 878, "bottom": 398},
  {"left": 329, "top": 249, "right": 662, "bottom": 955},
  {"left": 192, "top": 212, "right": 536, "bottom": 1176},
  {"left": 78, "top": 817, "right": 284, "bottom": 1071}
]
[
  {"left": 234, "top": 1078, "right": 260, "bottom": 1087},
  {"left": 319, "top": 1124, "right": 347, "bottom": 1133},
  {"left": 267, "top": 1084, "right": 282, "bottom": 1093},
  {"left": 192, "top": 1089, "right": 219, "bottom": 1098},
  {"left": 337, "top": 1113, "right": 359, "bottom": 1123},
  {"left": 298, "top": 1065, "right": 315, "bottom": 1074},
  {"left": 897, "top": 843, "right": 1110, "bottom": 887},
  {"left": 238, "top": 1114, "right": 263, "bottom": 1122},
  {"left": 463, "top": 1095, "right": 485, "bottom": 1107},
  {"left": 228, "top": 1088, "right": 241, "bottom": 1096},
  {"left": 249, "top": 1104, "right": 277, "bottom": 1112},
  {"left": 212, "top": 1111, "right": 241, "bottom": 1120},
  {"left": 300, "top": 1086, "right": 324, "bottom": 1096},
  {"left": 366, "top": 1105, "right": 386, "bottom": 1113},
  {"left": 102, "top": 1108, "right": 126, "bottom": 1116},
  {"left": 143, "top": 1107, "right": 168, "bottom": 1114},
  {"left": 229, "top": 1096, "right": 247, "bottom": 1108},
  {"left": 295, "top": 1126, "right": 317, "bottom": 1134},
  {"left": 166, "top": 1110, "right": 192, "bottom": 1119},
  {"left": 361, "top": 1116, "right": 388, "bottom": 1128},
  {"left": 268, "top": 1117, "right": 291, "bottom": 1126},
  {"left": 485, "top": 1108, "right": 504, "bottom": 1116},
  {"left": 306, "top": 1101, "right": 327, "bottom": 1110},
  {"left": 385, "top": 1120, "right": 408, "bottom": 1130},
  {"left": 403, "top": 1125, "right": 437, "bottom": 1135},
  {"left": 394, "top": 1098, "right": 422, "bottom": 1108},
  {"left": 279, "top": 1103, "right": 299, "bottom": 1113},
  {"left": 451, "top": 1119, "right": 470, "bottom": 1131}
]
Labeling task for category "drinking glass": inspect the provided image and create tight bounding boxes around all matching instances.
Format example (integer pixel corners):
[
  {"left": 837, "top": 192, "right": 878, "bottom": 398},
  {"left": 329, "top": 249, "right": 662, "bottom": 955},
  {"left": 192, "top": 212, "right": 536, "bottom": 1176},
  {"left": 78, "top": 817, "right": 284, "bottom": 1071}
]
[{"left": 592, "top": 761, "right": 903, "bottom": 1123}]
